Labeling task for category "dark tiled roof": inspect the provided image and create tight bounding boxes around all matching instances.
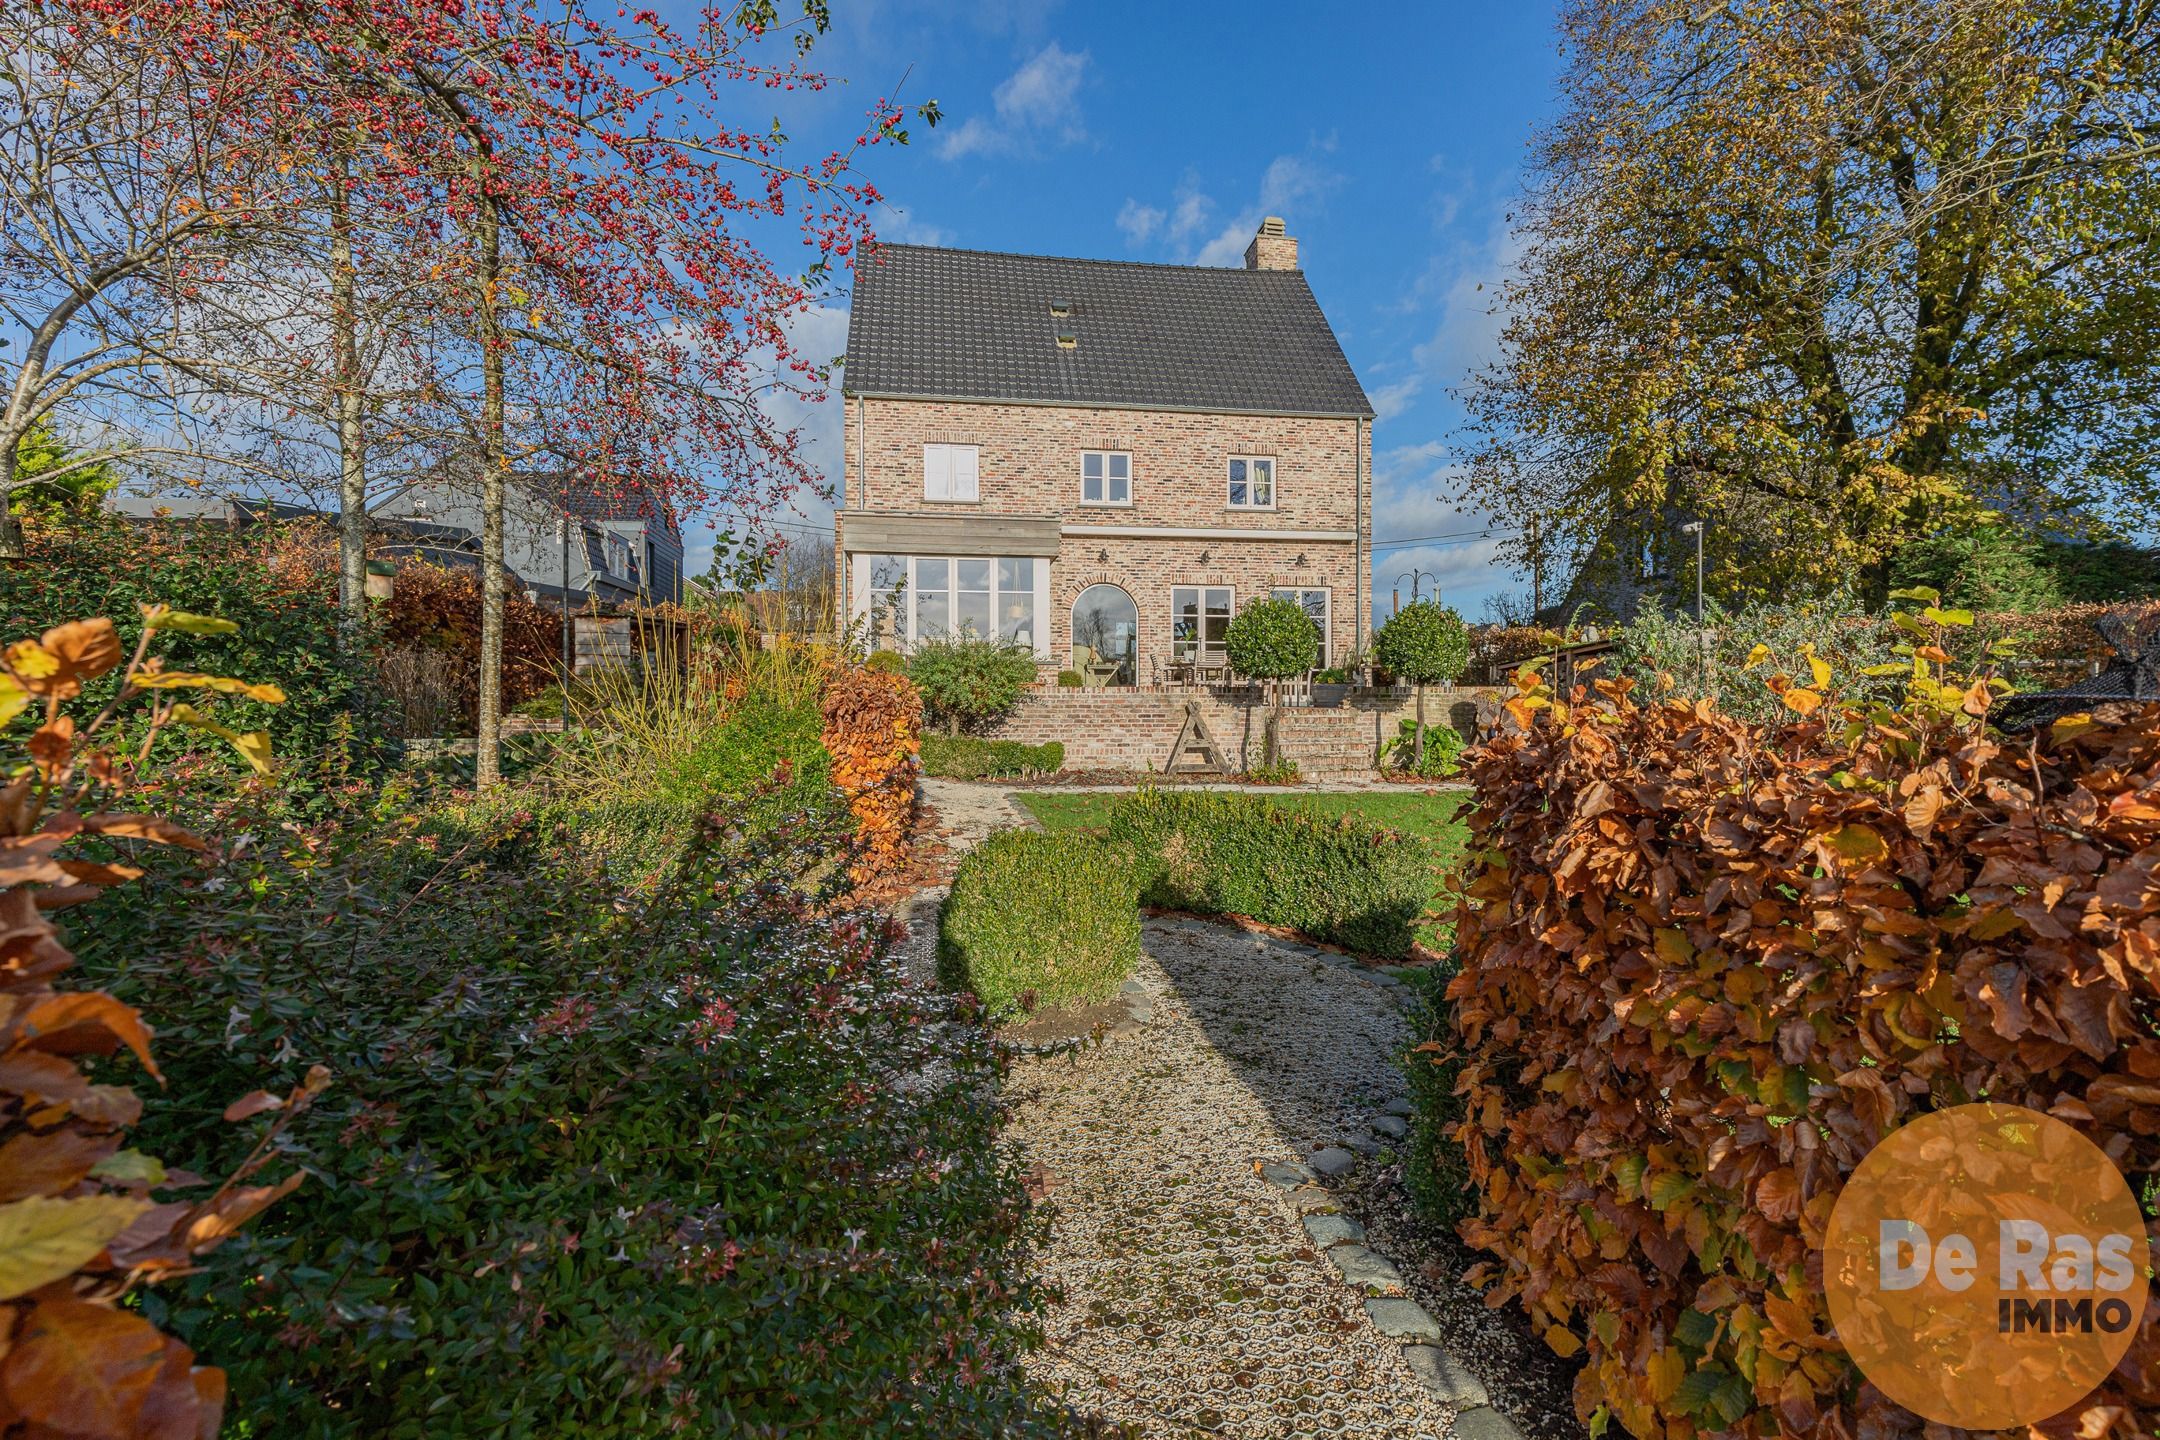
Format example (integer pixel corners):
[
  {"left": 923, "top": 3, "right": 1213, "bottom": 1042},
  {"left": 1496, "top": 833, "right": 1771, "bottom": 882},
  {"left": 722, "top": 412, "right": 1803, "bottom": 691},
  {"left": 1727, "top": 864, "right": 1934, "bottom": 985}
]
[{"left": 844, "top": 243, "right": 1373, "bottom": 419}]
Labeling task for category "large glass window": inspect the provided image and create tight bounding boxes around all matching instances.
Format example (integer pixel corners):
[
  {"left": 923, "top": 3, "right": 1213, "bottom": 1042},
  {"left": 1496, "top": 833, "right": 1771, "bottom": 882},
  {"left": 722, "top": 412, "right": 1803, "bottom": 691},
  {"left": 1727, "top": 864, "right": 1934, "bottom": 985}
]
[
  {"left": 1071, "top": 584, "right": 1137, "bottom": 685},
  {"left": 857, "top": 554, "right": 1038, "bottom": 653},
  {"left": 1081, "top": 451, "right": 1131, "bottom": 505},
  {"left": 864, "top": 554, "right": 908, "bottom": 649},
  {"left": 1271, "top": 587, "right": 1330, "bottom": 668},
  {"left": 1227, "top": 456, "right": 1275, "bottom": 509},
  {"left": 1171, "top": 586, "right": 1233, "bottom": 662}
]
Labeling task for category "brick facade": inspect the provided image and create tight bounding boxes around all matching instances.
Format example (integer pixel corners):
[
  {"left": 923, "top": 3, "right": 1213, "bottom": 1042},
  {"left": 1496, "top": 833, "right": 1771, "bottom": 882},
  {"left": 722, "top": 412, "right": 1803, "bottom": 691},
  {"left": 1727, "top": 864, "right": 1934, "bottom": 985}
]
[
  {"left": 980, "top": 685, "right": 1502, "bottom": 776},
  {"left": 836, "top": 395, "right": 1373, "bottom": 680}
]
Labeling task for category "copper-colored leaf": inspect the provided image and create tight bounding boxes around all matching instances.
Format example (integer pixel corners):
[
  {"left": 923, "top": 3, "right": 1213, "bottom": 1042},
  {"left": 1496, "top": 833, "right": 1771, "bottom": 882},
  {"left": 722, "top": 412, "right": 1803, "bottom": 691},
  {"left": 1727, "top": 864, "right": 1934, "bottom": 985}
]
[
  {"left": 0, "top": 1297, "right": 168, "bottom": 1431},
  {"left": 15, "top": 992, "right": 160, "bottom": 1079},
  {"left": 39, "top": 619, "right": 123, "bottom": 689},
  {"left": 0, "top": 1128, "right": 122, "bottom": 1203},
  {"left": 219, "top": 1091, "right": 283, "bottom": 1123}
]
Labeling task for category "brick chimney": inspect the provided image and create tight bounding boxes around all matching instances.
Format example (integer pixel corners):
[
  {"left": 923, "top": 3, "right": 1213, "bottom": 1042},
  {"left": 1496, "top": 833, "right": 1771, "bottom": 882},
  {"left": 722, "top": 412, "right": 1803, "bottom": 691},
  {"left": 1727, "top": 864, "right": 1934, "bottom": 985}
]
[{"left": 1243, "top": 216, "right": 1298, "bottom": 271}]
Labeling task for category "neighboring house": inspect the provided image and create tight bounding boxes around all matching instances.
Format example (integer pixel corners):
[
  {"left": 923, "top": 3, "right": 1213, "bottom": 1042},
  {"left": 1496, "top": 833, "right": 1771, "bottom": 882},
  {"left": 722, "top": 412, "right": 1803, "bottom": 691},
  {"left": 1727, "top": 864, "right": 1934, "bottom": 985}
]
[
  {"left": 108, "top": 473, "right": 684, "bottom": 608},
  {"left": 835, "top": 218, "right": 1375, "bottom": 683}
]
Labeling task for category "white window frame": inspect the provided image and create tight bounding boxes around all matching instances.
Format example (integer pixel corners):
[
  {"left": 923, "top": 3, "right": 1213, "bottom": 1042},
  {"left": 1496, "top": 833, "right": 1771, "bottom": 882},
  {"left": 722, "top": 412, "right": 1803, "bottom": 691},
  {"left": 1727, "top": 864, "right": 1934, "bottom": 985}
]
[
  {"left": 1271, "top": 586, "right": 1331, "bottom": 669},
  {"left": 1227, "top": 455, "right": 1276, "bottom": 510},
  {"left": 923, "top": 443, "right": 981, "bottom": 503},
  {"left": 849, "top": 552, "right": 1050, "bottom": 660},
  {"left": 1170, "top": 585, "right": 1235, "bottom": 664},
  {"left": 1080, "top": 450, "right": 1132, "bottom": 507}
]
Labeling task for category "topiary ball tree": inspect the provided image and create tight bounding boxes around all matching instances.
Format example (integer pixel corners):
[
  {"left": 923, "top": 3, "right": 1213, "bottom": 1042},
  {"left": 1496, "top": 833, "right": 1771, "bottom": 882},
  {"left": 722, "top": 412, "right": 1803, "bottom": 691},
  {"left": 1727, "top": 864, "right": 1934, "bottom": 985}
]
[
  {"left": 1374, "top": 601, "right": 1470, "bottom": 769},
  {"left": 1224, "top": 596, "right": 1320, "bottom": 766}
]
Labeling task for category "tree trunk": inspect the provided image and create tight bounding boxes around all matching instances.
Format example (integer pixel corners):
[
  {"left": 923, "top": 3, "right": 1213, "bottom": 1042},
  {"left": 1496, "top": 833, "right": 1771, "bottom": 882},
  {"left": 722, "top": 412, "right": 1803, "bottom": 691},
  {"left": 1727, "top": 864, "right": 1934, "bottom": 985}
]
[
  {"left": 475, "top": 195, "right": 507, "bottom": 789},
  {"left": 330, "top": 156, "right": 368, "bottom": 640},
  {"left": 1413, "top": 684, "right": 1426, "bottom": 770}
]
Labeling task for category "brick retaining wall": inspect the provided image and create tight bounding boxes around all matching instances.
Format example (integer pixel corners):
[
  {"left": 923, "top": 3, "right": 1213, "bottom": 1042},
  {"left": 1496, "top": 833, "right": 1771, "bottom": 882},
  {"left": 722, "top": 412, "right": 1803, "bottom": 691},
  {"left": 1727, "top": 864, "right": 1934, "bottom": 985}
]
[{"left": 982, "top": 685, "right": 1504, "bottom": 775}]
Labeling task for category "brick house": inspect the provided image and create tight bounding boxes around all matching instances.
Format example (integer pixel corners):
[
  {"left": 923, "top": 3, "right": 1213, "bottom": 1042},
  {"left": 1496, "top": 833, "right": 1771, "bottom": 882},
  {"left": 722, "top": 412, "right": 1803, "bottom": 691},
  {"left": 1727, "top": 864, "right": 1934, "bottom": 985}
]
[{"left": 834, "top": 218, "right": 1374, "bottom": 684}]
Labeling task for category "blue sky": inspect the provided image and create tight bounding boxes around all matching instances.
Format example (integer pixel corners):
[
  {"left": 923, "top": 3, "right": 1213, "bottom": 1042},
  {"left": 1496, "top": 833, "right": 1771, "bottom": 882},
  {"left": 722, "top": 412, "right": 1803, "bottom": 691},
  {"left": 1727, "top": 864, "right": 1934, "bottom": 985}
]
[{"left": 695, "top": 0, "right": 1565, "bottom": 622}]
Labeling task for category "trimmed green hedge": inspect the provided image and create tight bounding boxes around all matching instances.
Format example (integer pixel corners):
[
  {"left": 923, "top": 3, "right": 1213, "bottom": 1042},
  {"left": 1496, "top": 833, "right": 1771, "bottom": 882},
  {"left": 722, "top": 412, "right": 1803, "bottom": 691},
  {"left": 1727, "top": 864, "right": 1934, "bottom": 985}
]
[
  {"left": 938, "top": 831, "right": 1139, "bottom": 1017},
  {"left": 1105, "top": 789, "right": 1427, "bottom": 957},
  {"left": 920, "top": 734, "right": 1065, "bottom": 780}
]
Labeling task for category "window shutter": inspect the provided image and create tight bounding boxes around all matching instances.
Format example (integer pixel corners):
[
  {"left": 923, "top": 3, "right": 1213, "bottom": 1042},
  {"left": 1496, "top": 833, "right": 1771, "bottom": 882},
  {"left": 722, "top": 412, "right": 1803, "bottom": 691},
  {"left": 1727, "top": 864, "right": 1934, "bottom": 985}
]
[
  {"left": 923, "top": 445, "right": 949, "bottom": 501},
  {"left": 950, "top": 446, "right": 979, "bottom": 501}
]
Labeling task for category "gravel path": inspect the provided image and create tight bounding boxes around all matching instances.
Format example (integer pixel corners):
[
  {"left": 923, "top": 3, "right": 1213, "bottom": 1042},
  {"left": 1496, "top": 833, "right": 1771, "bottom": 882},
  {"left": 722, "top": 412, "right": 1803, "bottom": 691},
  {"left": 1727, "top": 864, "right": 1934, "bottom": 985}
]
[
  {"left": 1007, "top": 921, "right": 1467, "bottom": 1437},
  {"left": 899, "top": 777, "right": 1523, "bottom": 1439}
]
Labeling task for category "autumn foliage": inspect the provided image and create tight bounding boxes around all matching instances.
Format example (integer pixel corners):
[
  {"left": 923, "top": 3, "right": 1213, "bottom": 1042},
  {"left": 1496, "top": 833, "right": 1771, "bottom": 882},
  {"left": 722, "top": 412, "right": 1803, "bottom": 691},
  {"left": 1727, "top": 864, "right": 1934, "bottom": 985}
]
[
  {"left": 0, "top": 612, "right": 317, "bottom": 1439},
  {"left": 1445, "top": 631, "right": 2160, "bottom": 1438},
  {"left": 819, "top": 666, "right": 922, "bottom": 886},
  {"left": 377, "top": 562, "right": 558, "bottom": 727}
]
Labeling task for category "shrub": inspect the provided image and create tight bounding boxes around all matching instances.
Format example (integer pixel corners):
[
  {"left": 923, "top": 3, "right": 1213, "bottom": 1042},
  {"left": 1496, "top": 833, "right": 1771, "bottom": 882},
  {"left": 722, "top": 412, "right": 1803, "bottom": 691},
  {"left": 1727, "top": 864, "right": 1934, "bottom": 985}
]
[
  {"left": 1374, "top": 603, "right": 1470, "bottom": 771},
  {"left": 865, "top": 647, "right": 907, "bottom": 675},
  {"left": 1056, "top": 669, "right": 1083, "bottom": 688},
  {"left": 938, "top": 831, "right": 1139, "bottom": 1017},
  {"left": 7, "top": 513, "right": 386, "bottom": 768},
  {"left": 0, "top": 611, "right": 309, "bottom": 1440},
  {"left": 1243, "top": 759, "right": 1301, "bottom": 784},
  {"left": 1400, "top": 966, "right": 1471, "bottom": 1229},
  {"left": 1381, "top": 719, "right": 1465, "bottom": 778},
  {"left": 821, "top": 664, "right": 923, "bottom": 884},
  {"left": 1373, "top": 601, "right": 1470, "bottom": 686},
  {"left": 377, "top": 560, "right": 560, "bottom": 730},
  {"left": 905, "top": 636, "right": 1037, "bottom": 734},
  {"left": 1106, "top": 789, "right": 1427, "bottom": 957},
  {"left": 920, "top": 734, "right": 1064, "bottom": 780},
  {"left": 1442, "top": 621, "right": 2160, "bottom": 1439},
  {"left": 1223, "top": 596, "right": 1319, "bottom": 681},
  {"left": 79, "top": 803, "right": 1065, "bottom": 1439}
]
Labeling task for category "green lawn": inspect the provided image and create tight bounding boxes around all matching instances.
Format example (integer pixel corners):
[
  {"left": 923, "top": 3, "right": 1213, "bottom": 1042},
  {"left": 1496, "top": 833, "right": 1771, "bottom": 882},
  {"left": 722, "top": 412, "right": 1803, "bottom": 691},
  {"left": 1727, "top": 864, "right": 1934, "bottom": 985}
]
[{"left": 1013, "top": 788, "right": 1473, "bottom": 954}]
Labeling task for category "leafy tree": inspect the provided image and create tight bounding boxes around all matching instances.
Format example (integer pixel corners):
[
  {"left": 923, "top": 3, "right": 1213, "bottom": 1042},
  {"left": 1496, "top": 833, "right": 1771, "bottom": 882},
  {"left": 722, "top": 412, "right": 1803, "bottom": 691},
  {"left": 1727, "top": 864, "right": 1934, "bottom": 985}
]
[
  {"left": 1374, "top": 603, "right": 1470, "bottom": 769},
  {"left": 8, "top": 417, "right": 117, "bottom": 518},
  {"left": 1224, "top": 596, "right": 1320, "bottom": 766},
  {"left": 905, "top": 637, "right": 1037, "bottom": 735},
  {"left": 1466, "top": 0, "right": 2160, "bottom": 604},
  {"left": 1891, "top": 523, "right": 2160, "bottom": 609}
]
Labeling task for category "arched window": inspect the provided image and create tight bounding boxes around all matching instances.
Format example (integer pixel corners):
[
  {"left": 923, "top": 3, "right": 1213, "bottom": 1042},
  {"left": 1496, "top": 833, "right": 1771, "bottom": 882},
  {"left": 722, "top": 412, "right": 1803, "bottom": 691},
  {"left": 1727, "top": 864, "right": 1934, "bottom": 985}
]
[{"left": 1070, "top": 584, "right": 1138, "bottom": 686}]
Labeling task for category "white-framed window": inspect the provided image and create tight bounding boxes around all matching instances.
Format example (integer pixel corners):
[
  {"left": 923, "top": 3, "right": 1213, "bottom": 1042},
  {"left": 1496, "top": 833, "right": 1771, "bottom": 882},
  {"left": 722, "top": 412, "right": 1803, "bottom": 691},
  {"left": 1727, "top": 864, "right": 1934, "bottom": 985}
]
[
  {"left": 1271, "top": 586, "right": 1331, "bottom": 668},
  {"left": 1080, "top": 450, "right": 1131, "bottom": 506},
  {"left": 923, "top": 443, "right": 980, "bottom": 503},
  {"left": 1171, "top": 585, "right": 1234, "bottom": 663},
  {"left": 852, "top": 553, "right": 1044, "bottom": 657},
  {"left": 1227, "top": 456, "right": 1275, "bottom": 509}
]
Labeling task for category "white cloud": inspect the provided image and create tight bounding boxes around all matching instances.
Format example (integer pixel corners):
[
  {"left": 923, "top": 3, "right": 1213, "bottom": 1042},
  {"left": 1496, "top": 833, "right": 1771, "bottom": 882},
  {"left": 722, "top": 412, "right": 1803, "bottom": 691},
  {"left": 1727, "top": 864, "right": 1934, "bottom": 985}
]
[
  {"left": 939, "top": 42, "right": 1090, "bottom": 160},
  {"left": 873, "top": 203, "right": 954, "bottom": 248},
  {"left": 1367, "top": 375, "right": 1424, "bottom": 423},
  {"left": 1116, "top": 198, "right": 1165, "bottom": 245},
  {"left": 1411, "top": 214, "right": 1527, "bottom": 388}
]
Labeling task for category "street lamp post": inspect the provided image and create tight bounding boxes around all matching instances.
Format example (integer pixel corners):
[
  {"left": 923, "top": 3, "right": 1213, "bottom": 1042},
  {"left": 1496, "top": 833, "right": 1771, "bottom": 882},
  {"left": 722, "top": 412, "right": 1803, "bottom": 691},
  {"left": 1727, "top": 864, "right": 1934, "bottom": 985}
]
[{"left": 1680, "top": 521, "right": 1706, "bottom": 695}]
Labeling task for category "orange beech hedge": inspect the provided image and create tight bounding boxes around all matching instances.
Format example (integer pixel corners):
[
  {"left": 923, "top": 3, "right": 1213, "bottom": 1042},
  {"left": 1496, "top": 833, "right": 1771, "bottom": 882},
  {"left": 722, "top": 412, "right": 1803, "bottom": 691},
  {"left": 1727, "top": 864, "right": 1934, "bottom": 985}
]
[
  {"left": 820, "top": 665, "right": 922, "bottom": 885},
  {"left": 1446, "top": 680, "right": 2160, "bottom": 1440},
  {"left": 377, "top": 561, "right": 558, "bottom": 725}
]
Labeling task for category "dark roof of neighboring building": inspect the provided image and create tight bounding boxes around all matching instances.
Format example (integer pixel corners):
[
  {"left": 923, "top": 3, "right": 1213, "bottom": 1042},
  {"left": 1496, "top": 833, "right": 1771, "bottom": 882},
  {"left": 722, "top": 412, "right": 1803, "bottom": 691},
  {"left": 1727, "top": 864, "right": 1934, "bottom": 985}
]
[{"left": 843, "top": 243, "right": 1373, "bottom": 419}]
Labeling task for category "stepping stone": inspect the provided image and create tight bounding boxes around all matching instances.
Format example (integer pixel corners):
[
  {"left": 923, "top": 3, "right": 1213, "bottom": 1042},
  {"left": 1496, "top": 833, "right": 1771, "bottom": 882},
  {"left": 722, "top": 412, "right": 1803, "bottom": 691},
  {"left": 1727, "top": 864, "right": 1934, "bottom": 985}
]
[
  {"left": 1284, "top": 1185, "right": 1339, "bottom": 1216},
  {"left": 1308, "top": 1147, "right": 1356, "bottom": 1178},
  {"left": 1383, "top": 1096, "right": 1414, "bottom": 1117},
  {"left": 1301, "top": 1213, "right": 1365, "bottom": 1248},
  {"left": 1325, "top": 1244, "right": 1406, "bottom": 1294},
  {"left": 1363, "top": 1297, "right": 1442, "bottom": 1341},
  {"left": 1401, "top": 1344, "right": 1489, "bottom": 1407},
  {"left": 1451, "top": 1407, "right": 1527, "bottom": 1440},
  {"left": 1259, "top": 1161, "right": 1315, "bottom": 1188},
  {"left": 1346, "top": 1135, "right": 1385, "bottom": 1157},
  {"left": 1372, "top": 1114, "right": 1409, "bottom": 1140},
  {"left": 1119, "top": 978, "right": 1148, "bottom": 996}
]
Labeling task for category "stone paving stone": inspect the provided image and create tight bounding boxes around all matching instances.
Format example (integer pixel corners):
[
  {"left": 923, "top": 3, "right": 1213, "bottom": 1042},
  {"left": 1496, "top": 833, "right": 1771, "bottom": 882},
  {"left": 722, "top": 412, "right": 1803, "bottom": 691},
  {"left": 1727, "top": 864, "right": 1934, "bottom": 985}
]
[
  {"left": 1308, "top": 1146, "right": 1357, "bottom": 1177},
  {"left": 1452, "top": 1406, "right": 1529, "bottom": 1440},
  {"left": 1371, "top": 1114, "right": 1409, "bottom": 1140},
  {"left": 1324, "top": 1244, "right": 1407, "bottom": 1294},
  {"left": 1302, "top": 1214, "right": 1365, "bottom": 1248},
  {"left": 1008, "top": 914, "right": 1450, "bottom": 1437},
  {"left": 1363, "top": 1297, "right": 1444, "bottom": 1342},
  {"left": 1401, "top": 1343, "right": 1490, "bottom": 1407},
  {"left": 1383, "top": 1096, "right": 1415, "bottom": 1117}
]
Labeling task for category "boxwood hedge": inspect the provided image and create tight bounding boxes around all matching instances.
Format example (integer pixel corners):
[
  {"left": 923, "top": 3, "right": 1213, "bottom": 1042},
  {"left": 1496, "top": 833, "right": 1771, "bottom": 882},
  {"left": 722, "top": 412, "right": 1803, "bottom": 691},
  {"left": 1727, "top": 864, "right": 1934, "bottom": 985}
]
[
  {"left": 77, "top": 800, "right": 1066, "bottom": 1438},
  {"left": 919, "top": 734, "right": 1064, "bottom": 780},
  {"left": 1105, "top": 789, "right": 1427, "bottom": 957},
  {"left": 937, "top": 831, "right": 1139, "bottom": 1018}
]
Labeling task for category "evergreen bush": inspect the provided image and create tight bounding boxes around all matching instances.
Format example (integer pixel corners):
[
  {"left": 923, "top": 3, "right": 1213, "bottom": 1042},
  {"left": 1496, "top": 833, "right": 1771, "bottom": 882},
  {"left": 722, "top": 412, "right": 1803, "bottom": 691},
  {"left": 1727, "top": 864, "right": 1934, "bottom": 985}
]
[
  {"left": 920, "top": 734, "right": 1064, "bottom": 780},
  {"left": 1106, "top": 789, "right": 1427, "bottom": 957},
  {"left": 904, "top": 637, "right": 1038, "bottom": 734},
  {"left": 938, "top": 831, "right": 1140, "bottom": 1017}
]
